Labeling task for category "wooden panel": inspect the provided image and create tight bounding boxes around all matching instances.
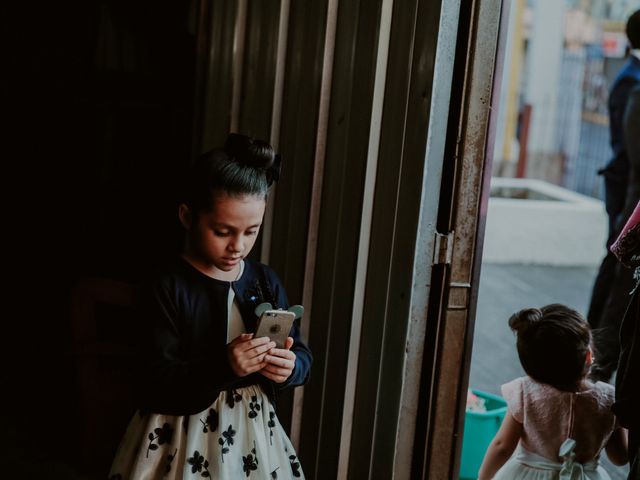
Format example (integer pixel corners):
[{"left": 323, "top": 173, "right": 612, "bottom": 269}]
[
  {"left": 344, "top": 0, "right": 452, "bottom": 476},
  {"left": 193, "top": 0, "right": 237, "bottom": 154},
  {"left": 269, "top": 0, "right": 329, "bottom": 306},
  {"left": 295, "top": 0, "right": 387, "bottom": 477},
  {"left": 346, "top": 0, "right": 420, "bottom": 477},
  {"left": 237, "top": 0, "right": 281, "bottom": 264},
  {"left": 423, "top": 0, "right": 505, "bottom": 477},
  {"left": 238, "top": 0, "right": 281, "bottom": 140},
  {"left": 268, "top": 0, "right": 331, "bottom": 455}
]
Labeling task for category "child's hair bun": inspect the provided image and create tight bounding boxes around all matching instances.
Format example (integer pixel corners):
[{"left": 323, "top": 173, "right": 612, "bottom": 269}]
[
  {"left": 224, "top": 133, "right": 276, "bottom": 170},
  {"left": 508, "top": 307, "right": 543, "bottom": 334}
]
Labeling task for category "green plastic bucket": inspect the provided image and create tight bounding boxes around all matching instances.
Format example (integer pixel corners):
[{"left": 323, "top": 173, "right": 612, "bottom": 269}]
[{"left": 460, "top": 389, "right": 508, "bottom": 480}]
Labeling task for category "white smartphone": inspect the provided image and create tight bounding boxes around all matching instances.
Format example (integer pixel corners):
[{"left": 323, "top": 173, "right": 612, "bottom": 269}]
[{"left": 254, "top": 310, "right": 295, "bottom": 349}]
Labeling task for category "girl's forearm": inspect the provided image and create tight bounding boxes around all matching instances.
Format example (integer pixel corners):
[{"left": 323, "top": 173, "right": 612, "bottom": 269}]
[
  {"left": 477, "top": 410, "right": 522, "bottom": 479},
  {"left": 477, "top": 445, "right": 512, "bottom": 480}
]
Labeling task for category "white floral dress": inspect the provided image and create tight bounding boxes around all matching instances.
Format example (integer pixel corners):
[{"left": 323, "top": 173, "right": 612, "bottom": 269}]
[{"left": 108, "top": 386, "right": 303, "bottom": 479}]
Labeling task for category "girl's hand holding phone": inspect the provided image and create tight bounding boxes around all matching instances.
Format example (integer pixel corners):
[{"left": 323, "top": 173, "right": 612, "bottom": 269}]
[
  {"left": 228, "top": 334, "right": 276, "bottom": 377},
  {"left": 260, "top": 336, "right": 297, "bottom": 383}
]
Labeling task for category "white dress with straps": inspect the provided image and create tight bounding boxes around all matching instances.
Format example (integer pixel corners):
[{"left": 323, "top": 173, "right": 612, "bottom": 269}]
[
  {"left": 492, "top": 376, "right": 617, "bottom": 480},
  {"left": 494, "top": 439, "right": 610, "bottom": 480}
]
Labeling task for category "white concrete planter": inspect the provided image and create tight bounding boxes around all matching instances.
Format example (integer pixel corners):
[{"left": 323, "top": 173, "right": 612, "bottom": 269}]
[{"left": 482, "top": 178, "right": 607, "bottom": 266}]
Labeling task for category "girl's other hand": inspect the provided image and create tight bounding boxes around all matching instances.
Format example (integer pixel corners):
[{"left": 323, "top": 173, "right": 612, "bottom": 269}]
[
  {"left": 260, "top": 337, "right": 296, "bottom": 383},
  {"left": 477, "top": 410, "right": 523, "bottom": 480},
  {"left": 227, "top": 333, "right": 276, "bottom": 377},
  {"left": 604, "top": 426, "right": 628, "bottom": 466}
]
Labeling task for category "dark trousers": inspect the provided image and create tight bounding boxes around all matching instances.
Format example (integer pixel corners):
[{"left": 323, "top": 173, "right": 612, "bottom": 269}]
[
  {"left": 604, "top": 174, "right": 627, "bottom": 246},
  {"left": 588, "top": 259, "right": 636, "bottom": 382},
  {"left": 588, "top": 174, "right": 632, "bottom": 381},
  {"left": 615, "top": 287, "right": 640, "bottom": 479},
  {"left": 588, "top": 251, "right": 619, "bottom": 330}
]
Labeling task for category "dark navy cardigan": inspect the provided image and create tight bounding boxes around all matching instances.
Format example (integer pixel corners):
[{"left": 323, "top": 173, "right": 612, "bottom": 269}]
[{"left": 135, "top": 256, "right": 312, "bottom": 415}]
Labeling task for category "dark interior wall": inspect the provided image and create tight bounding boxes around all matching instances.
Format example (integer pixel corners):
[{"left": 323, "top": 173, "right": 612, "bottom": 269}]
[
  {"left": 5, "top": 1, "right": 195, "bottom": 476},
  {"left": 9, "top": 0, "right": 194, "bottom": 279}
]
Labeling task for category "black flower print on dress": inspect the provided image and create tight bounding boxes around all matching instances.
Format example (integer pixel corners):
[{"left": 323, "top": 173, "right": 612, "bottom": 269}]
[
  {"left": 218, "top": 424, "right": 236, "bottom": 463},
  {"left": 200, "top": 408, "right": 218, "bottom": 433},
  {"left": 267, "top": 411, "right": 276, "bottom": 445},
  {"left": 248, "top": 395, "right": 262, "bottom": 419},
  {"left": 242, "top": 454, "right": 258, "bottom": 477},
  {"left": 242, "top": 441, "right": 260, "bottom": 477},
  {"left": 289, "top": 454, "right": 301, "bottom": 477},
  {"left": 270, "top": 467, "right": 279, "bottom": 479},
  {"left": 165, "top": 448, "right": 178, "bottom": 474},
  {"left": 226, "top": 389, "right": 243, "bottom": 409},
  {"left": 146, "top": 422, "right": 174, "bottom": 457},
  {"left": 187, "top": 450, "right": 211, "bottom": 477}
]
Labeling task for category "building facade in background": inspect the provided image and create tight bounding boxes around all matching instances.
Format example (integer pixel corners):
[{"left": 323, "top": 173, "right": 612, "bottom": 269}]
[{"left": 492, "top": 0, "right": 639, "bottom": 200}]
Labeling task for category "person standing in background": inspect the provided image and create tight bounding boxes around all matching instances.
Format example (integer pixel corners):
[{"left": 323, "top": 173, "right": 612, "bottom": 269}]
[
  {"left": 587, "top": 10, "right": 640, "bottom": 383},
  {"left": 600, "top": 10, "right": 640, "bottom": 244},
  {"left": 612, "top": 85, "right": 640, "bottom": 480}
]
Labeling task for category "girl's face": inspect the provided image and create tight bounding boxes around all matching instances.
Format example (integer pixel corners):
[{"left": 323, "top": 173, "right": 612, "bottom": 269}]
[{"left": 180, "top": 193, "right": 266, "bottom": 276}]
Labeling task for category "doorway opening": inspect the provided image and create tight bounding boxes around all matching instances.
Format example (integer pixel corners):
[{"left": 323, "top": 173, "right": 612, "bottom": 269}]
[{"left": 463, "top": 1, "right": 635, "bottom": 479}]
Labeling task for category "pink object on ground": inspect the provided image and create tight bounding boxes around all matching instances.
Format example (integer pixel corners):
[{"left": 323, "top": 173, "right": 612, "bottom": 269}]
[{"left": 467, "top": 390, "right": 487, "bottom": 413}]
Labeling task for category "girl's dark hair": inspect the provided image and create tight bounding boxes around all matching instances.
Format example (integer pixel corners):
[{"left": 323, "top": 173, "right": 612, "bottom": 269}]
[
  {"left": 509, "top": 304, "right": 591, "bottom": 391},
  {"left": 181, "top": 133, "right": 279, "bottom": 214}
]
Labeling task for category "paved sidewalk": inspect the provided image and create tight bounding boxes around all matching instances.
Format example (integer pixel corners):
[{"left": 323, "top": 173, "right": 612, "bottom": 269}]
[{"left": 468, "top": 263, "right": 630, "bottom": 479}]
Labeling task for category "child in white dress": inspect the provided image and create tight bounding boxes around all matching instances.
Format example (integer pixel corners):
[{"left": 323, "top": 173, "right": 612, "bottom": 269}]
[{"left": 478, "top": 304, "right": 628, "bottom": 480}]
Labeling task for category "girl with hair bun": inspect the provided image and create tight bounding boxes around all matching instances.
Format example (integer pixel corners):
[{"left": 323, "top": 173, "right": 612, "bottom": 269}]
[
  {"left": 109, "top": 133, "right": 311, "bottom": 479},
  {"left": 479, "top": 304, "right": 627, "bottom": 480}
]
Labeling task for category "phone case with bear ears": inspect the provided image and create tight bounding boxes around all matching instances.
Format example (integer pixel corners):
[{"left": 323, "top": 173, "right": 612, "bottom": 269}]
[{"left": 254, "top": 310, "right": 295, "bottom": 348}]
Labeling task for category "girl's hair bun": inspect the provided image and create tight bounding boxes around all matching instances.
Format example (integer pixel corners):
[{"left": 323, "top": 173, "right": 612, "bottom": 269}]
[
  {"left": 224, "top": 133, "right": 275, "bottom": 170},
  {"left": 508, "top": 307, "right": 543, "bottom": 334},
  {"left": 508, "top": 304, "right": 591, "bottom": 391}
]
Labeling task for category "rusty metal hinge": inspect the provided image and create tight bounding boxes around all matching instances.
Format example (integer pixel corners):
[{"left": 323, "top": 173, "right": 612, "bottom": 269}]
[{"left": 433, "top": 231, "right": 454, "bottom": 265}]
